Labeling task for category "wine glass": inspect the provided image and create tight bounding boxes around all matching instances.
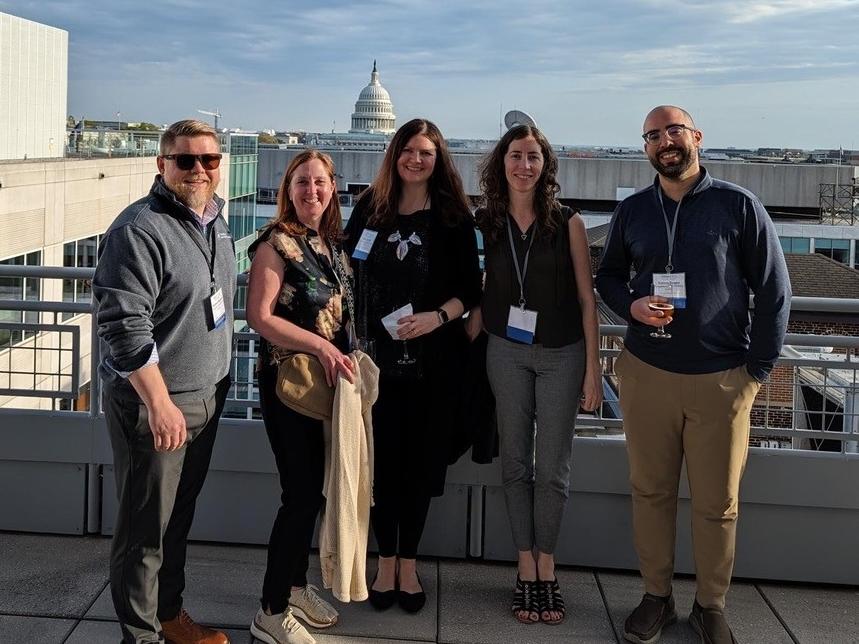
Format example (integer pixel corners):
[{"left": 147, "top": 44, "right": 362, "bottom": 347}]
[
  {"left": 398, "top": 339, "right": 416, "bottom": 365},
  {"left": 649, "top": 283, "right": 675, "bottom": 339},
  {"left": 358, "top": 337, "right": 376, "bottom": 362}
]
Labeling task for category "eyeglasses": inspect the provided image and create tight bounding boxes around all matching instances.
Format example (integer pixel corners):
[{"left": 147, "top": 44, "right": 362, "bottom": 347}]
[
  {"left": 642, "top": 124, "right": 696, "bottom": 144},
  {"left": 161, "top": 153, "right": 223, "bottom": 170}
]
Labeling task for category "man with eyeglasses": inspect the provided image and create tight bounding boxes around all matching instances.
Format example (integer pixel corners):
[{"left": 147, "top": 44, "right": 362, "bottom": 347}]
[
  {"left": 596, "top": 106, "right": 790, "bottom": 644},
  {"left": 93, "top": 119, "right": 236, "bottom": 644}
]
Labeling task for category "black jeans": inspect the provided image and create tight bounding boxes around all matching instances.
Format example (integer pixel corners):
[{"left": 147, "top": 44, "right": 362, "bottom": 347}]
[
  {"left": 104, "top": 377, "right": 229, "bottom": 644},
  {"left": 258, "top": 366, "right": 326, "bottom": 614}
]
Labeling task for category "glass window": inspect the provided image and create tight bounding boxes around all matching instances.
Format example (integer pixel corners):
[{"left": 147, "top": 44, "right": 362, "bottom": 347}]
[
  {"left": 0, "top": 251, "right": 41, "bottom": 346},
  {"left": 780, "top": 237, "right": 810, "bottom": 254},
  {"left": 815, "top": 238, "right": 850, "bottom": 265},
  {"left": 61, "top": 236, "right": 98, "bottom": 320}
]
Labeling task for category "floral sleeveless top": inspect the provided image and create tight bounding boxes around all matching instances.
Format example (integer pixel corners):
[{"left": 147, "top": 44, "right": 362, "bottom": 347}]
[{"left": 249, "top": 225, "right": 353, "bottom": 367}]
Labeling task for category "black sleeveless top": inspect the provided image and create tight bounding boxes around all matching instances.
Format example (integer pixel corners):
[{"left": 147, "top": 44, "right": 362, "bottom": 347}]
[{"left": 480, "top": 206, "right": 584, "bottom": 347}]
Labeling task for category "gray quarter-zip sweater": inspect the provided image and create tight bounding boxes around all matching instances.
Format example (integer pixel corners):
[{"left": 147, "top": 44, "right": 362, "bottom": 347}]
[{"left": 93, "top": 176, "right": 236, "bottom": 402}]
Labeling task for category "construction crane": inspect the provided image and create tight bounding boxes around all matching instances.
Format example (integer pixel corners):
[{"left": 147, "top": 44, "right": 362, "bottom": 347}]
[{"left": 197, "top": 109, "right": 221, "bottom": 131}]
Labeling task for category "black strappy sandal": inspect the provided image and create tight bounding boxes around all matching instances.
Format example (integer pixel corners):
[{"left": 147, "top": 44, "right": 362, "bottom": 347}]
[
  {"left": 538, "top": 577, "right": 565, "bottom": 624},
  {"left": 511, "top": 575, "right": 539, "bottom": 624}
]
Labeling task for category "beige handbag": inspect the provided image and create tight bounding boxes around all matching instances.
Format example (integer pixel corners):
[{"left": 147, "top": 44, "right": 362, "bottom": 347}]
[{"left": 276, "top": 353, "right": 334, "bottom": 421}]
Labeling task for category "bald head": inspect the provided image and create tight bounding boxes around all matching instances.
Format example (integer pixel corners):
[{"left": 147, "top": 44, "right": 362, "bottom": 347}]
[{"left": 644, "top": 105, "right": 695, "bottom": 131}]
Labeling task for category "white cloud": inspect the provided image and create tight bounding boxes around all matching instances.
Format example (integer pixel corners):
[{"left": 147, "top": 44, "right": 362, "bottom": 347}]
[{"left": 643, "top": 0, "right": 859, "bottom": 23}]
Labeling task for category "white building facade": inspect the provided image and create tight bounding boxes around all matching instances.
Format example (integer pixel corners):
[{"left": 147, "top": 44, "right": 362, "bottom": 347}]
[{"left": 0, "top": 12, "right": 68, "bottom": 160}]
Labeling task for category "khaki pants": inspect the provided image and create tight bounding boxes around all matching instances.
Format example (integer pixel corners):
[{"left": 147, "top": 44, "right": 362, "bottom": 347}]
[{"left": 615, "top": 350, "right": 761, "bottom": 609}]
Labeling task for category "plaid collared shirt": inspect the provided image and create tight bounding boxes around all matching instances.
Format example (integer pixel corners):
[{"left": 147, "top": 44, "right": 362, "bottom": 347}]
[{"left": 196, "top": 198, "right": 220, "bottom": 230}]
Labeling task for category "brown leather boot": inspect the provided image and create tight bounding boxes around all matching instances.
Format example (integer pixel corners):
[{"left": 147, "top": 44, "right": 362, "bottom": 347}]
[{"left": 161, "top": 609, "right": 230, "bottom": 644}]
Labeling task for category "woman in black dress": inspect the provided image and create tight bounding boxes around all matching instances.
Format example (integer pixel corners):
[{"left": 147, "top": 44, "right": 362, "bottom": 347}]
[
  {"left": 247, "top": 150, "right": 353, "bottom": 644},
  {"left": 344, "top": 118, "right": 481, "bottom": 613}
]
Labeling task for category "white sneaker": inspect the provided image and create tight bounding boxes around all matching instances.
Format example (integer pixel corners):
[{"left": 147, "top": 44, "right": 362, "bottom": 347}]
[
  {"left": 289, "top": 584, "right": 339, "bottom": 628},
  {"left": 250, "top": 607, "right": 316, "bottom": 644}
]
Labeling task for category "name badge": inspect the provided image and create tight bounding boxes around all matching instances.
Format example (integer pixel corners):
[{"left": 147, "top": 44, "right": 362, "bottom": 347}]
[
  {"left": 507, "top": 306, "right": 538, "bottom": 344},
  {"left": 652, "top": 272, "right": 687, "bottom": 309},
  {"left": 207, "top": 287, "right": 227, "bottom": 330},
  {"left": 352, "top": 229, "right": 378, "bottom": 260}
]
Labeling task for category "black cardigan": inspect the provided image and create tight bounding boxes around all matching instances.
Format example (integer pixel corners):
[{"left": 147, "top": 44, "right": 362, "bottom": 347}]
[{"left": 344, "top": 193, "right": 483, "bottom": 493}]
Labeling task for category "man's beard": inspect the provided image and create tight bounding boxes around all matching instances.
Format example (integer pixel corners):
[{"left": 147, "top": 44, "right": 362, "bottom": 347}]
[
  {"left": 648, "top": 145, "right": 696, "bottom": 179},
  {"left": 169, "top": 176, "right": 215, "bottom": 211}
]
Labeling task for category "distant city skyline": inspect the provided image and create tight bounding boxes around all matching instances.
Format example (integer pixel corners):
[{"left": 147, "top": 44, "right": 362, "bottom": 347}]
[{"left": 4, "top": 1, "right": 859, "bottom": 150}]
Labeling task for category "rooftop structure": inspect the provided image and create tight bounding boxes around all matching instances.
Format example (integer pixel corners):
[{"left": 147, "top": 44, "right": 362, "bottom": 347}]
[
  {"left": 785, "top": 253, "right": 859, "bottom": 299},
  {"left": 0, "top": 12, "right": 67, "bottom": 160}
]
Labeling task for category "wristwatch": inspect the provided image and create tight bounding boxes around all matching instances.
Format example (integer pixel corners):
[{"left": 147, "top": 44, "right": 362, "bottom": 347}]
[{"left": 436, "top": 308, "right": 449, "bottom": 325}]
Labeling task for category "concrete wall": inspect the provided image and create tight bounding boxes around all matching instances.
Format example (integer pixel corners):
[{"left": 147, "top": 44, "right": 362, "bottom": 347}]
[
  {"left": 259, "top": 148, "right": 858, "bottom": 210},
  {"left": 1, "top": 411, "right": 857, "bottom": 585},
  {"left": 0, "top": 12, "right": 68, "bottom": 161}
]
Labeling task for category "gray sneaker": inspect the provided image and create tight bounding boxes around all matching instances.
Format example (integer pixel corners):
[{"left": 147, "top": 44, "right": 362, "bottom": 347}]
[
  {"left": 289, "top": 584, "right": 339, "bottom": 629},
  {"left": 250, "top": 607, "right": 316, "bottom": 644}
]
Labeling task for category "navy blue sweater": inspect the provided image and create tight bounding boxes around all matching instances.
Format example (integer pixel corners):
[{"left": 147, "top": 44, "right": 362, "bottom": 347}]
[{"left": 595, "top": 168, "right": 790, "bottom": 381}]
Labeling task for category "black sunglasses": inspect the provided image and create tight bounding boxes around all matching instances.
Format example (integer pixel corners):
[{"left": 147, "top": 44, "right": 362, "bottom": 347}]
[{"left": 161, "top": 153, "right": 222, "bottom": 170}]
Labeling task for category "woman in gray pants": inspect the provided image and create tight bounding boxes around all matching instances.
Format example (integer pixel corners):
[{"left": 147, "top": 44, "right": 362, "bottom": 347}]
[{"left": 475, "top": 125, "right": 602, "bottom": 625}]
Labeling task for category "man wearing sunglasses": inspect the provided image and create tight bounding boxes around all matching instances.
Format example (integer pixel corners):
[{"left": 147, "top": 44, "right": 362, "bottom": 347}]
[
  {"left": 94, "top": 119, "right": 236, "bottom": 644},
  {"left": 596, "top": 106, "right": 790, "bottom": 644}
]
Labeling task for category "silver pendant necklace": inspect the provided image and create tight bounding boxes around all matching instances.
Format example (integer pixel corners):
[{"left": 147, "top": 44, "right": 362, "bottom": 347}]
[
  {"left": 388, "top": 230, "right": 422, "bottom": 260},
  {"left": 389, "top": 193, "right": 429, "bottom": 260}
]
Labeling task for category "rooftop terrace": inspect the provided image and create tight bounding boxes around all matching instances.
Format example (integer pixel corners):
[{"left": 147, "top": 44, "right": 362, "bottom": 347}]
[
  {"left": 1, "top": 266, "right": 858, "bottom": 642},
  {"left": 2, "top": 532, "right": 856, "bottom": 643}
]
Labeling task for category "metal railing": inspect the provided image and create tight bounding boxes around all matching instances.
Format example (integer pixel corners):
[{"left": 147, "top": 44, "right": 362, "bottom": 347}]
[
  {"left": 65, "top": 127, "right": 161, "bottom": 159},
  {"left": 1, "top": 264, "right": 858, "bottom": 452}
]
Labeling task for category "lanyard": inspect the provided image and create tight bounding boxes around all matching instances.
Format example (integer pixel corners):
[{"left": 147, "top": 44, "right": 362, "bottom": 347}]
[
  {"left": 186, "top": 218, "right": 219, "bottom": 293},
  {"left": 656, "top": 186, "right": 682, "bottom": 273},
  {"left": 506, "top": 216, "right": 536, "bottom": 309}
]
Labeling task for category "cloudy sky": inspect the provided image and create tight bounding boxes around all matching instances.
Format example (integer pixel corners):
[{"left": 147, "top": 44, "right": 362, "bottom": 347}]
[{"left": 6, "top": 0, "right": 859, "bottom": 149}]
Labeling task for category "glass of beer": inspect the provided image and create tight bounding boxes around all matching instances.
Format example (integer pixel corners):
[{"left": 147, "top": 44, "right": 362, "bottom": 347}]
[{"left": 649, "top": 283, "right": 675, "bottom": 339}]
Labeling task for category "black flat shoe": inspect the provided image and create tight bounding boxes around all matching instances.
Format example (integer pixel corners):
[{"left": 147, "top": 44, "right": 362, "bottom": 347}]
[
  {"left": 368, "top": 572, "right": 397, "bottom": 610},
  {"left": 397, "top": 571, "right": 426, "bottom": 613}
]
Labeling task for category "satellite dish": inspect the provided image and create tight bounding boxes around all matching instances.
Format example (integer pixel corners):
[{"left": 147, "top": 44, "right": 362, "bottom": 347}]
[{"left": 504, "top": 109, "right": 537, "bottom": 130}]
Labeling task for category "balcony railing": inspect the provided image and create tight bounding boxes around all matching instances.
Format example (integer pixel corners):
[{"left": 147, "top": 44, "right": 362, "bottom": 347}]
[
  {"left": 65, "top": 127, "right": 161, "bottom": 159},
  {"left": 2, "top": 264, "right": 857, "bottom": 452}
]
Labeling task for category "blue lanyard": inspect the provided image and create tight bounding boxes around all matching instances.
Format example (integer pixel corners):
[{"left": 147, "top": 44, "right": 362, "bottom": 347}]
[{"left": 656, "top": 186, "right": 682, "bottom": 273}]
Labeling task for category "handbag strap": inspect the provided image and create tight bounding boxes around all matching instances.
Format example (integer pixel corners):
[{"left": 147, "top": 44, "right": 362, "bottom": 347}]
[{"left": 331, "top": 245, "right": 357, "bottom": 349}]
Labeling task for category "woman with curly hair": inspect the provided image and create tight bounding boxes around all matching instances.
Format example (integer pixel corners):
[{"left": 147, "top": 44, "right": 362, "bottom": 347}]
[
  {"left": 246, "top": 149, "right": 353, "bottom": 644},
  {"left": 475, "top": 125, "right": 602, "bottom": 625},
  {"left": 344, "top": 118, "right": 481, "bottom": 614}
]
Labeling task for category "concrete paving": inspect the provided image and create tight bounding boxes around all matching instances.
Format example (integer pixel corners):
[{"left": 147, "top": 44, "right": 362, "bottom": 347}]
[{"left": 1, "top": 532, "right": 856, "bottom": 643}]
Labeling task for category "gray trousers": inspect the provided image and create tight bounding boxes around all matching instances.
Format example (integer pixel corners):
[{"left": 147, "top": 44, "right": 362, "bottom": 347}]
[
  {"left": 103, "top": 377, "right": 229, "bottom": 643},
  {"left": 486, "top": 334, "right": 584, "bottom": 554}
]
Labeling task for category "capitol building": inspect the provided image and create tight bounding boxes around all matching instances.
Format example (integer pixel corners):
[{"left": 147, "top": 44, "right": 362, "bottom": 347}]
[
  {"left": 304, "top": 61, "right": 396, "bottom": 150},
  {"left": 350, "top": 60, "right": 396, "bottom": 134}
]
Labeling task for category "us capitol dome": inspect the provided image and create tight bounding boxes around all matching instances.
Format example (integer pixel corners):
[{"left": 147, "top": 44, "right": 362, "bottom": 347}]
[{"left": 350, "top": 60, "right": 396, "bottom": 135}]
